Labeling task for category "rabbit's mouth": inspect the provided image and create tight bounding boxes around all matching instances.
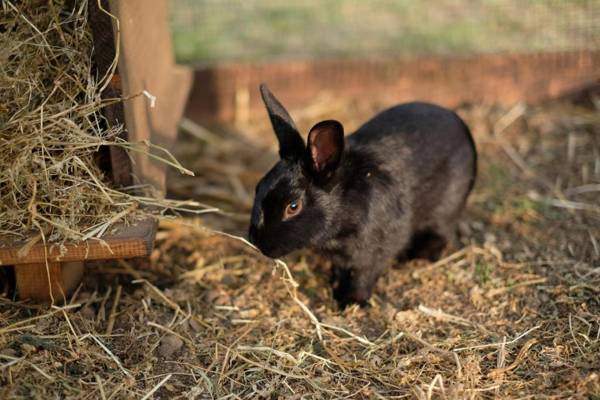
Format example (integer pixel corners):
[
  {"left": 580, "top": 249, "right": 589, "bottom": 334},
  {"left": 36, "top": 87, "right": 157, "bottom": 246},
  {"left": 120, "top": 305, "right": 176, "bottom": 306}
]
[
  {"left": 248, "top": 227, "right": 295, "bottom": 259},
  {"left": 253, "top": 240, "right": 290, "bottom": 259},
  {"left": 260, "top": 247, "right": 288, "bottom": 259}
]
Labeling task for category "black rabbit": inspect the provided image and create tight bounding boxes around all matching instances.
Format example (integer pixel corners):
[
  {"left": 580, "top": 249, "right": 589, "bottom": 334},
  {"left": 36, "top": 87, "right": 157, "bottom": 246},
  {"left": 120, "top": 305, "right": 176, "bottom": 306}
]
[{"left": 249, "top": 84, "right": 476, "bottom": 307}]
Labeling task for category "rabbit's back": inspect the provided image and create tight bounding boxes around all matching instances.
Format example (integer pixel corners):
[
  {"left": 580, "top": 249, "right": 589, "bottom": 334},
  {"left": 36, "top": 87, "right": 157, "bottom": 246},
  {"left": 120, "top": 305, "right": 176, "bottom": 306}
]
[
  {"left": 348, "top": 102, "right": 476, "bottom": 234},
  {"left": 350, "top": 102, "right": 474, "bottom": 165}
]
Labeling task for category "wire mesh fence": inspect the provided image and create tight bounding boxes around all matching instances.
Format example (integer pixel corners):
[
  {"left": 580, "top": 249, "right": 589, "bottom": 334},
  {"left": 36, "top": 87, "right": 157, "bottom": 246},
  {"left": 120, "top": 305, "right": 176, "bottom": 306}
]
[{"left": 170, "top": 0, "right": 600, "bottom": 64}]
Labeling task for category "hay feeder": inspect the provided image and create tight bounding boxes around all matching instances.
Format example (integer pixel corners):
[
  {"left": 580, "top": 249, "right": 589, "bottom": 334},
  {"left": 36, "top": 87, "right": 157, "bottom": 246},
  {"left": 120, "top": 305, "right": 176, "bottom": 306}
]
[{"left": 0, "top": 0, "right": 191, "bottom": 302}]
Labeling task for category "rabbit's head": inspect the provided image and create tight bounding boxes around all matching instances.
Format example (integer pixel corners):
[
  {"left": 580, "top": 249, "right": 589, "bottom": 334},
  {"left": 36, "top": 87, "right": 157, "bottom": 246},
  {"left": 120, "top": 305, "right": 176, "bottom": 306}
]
[{"left": 248, "top": 84, "right": 346, "bottom": 258}]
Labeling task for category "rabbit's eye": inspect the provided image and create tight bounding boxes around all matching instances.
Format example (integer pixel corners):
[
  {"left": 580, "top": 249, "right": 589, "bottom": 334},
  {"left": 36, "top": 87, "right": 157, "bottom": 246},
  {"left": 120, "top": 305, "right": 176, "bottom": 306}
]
[{"left": 283, "top": 199, "right": 303, "bottom": 220}]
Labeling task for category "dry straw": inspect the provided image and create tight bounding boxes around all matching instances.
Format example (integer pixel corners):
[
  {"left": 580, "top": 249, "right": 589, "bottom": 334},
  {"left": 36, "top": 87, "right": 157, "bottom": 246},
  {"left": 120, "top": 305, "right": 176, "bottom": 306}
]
[{"left": 0, "top": 0, "right": 209, "bottom": 246}]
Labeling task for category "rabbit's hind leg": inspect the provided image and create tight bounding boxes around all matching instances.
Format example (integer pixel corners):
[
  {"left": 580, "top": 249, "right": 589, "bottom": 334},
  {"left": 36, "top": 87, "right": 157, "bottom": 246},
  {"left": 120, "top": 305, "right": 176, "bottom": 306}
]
[
  {"left": 396, "top": 229, "right": 449, "bottom": 263},
  {"left": 331, "top": 263, "right": 381, "bottom": 308}
]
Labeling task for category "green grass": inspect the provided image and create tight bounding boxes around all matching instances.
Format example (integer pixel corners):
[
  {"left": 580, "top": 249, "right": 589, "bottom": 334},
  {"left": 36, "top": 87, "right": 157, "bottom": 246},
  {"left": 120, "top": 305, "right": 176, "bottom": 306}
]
[
  {"left": 169, "top": 0, "right": 600, "bottom": 64},
  {"left": 474, "top": 262, "right": 492, "bottom": 285}
]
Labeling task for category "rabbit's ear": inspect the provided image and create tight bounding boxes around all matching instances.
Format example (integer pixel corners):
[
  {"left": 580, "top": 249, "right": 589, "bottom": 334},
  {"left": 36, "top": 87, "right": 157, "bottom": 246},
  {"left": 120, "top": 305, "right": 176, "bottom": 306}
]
[
  {"left": 260, "top": 83, "right": 305, "bottom": 160},
  {"left": 305, "top": 120, "right": 344, "bottom": 178}
]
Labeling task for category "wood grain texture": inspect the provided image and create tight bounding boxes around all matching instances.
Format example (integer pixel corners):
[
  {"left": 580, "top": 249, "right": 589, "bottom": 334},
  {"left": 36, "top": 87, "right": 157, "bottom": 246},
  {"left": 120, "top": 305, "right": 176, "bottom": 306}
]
[{"left": 0, "top": 219, "right": 156, "bottom": 266}]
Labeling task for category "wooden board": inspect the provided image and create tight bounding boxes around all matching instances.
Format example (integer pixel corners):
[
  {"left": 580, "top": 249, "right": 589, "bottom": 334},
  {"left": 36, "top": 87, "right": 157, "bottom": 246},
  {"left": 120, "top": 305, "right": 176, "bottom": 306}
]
[
  {"left": 186, "top": 50, "right": 600, "bottom": 125},
  {"left": 88, "top": 0, "right": 193, "bottom": 190},
  {"left": 0, "top": 219, "right": 156, "bottom": 266},
  {"left": 108, "top": 0, "right": 193, "bottom": 192}
]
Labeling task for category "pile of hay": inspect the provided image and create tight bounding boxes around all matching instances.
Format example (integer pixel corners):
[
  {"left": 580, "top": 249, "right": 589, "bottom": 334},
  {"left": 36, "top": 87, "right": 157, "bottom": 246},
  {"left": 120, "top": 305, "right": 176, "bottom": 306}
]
[{"left": 0, "top": 0, "right": 194, "bottom": 245}]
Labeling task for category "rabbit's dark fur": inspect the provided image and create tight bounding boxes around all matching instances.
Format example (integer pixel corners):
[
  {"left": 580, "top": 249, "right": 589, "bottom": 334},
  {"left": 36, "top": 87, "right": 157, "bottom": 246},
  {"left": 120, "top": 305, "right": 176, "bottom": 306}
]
[{"left": 249, "top": 84, "right": 476, "bottom": 307}]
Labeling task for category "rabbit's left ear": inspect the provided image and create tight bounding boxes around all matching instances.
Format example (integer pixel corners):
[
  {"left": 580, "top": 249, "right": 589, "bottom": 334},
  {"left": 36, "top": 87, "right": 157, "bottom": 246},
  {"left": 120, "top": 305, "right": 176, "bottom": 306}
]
[
  {"left": 260, "top": 83, "right": 305, "bottom": 161},
  {"left": 304, "top": 120, "right": 344, "bottom": 178}
]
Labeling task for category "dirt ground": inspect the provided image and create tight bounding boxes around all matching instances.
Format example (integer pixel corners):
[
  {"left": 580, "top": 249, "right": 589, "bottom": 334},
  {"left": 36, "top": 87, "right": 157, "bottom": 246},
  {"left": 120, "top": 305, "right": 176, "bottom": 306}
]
[{"left": 1, "top": 92, "right": 599, "bottom": 399}]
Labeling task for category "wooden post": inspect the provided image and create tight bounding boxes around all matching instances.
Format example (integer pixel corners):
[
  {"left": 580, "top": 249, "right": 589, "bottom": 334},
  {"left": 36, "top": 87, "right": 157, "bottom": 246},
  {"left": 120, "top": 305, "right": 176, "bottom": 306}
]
[{"left": 13, "top": 262, "right": 78, "bottom": 303}]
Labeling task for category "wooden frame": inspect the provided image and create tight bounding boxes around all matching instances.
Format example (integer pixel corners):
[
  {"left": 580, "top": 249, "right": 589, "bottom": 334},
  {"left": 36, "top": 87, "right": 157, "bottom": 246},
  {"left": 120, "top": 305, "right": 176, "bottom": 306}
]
[
  {"left": 0, "top": 219, "right": 156, "bottom": 302},
  {"left": 186, "top": 50, "right": 600, "bottom": 125}
]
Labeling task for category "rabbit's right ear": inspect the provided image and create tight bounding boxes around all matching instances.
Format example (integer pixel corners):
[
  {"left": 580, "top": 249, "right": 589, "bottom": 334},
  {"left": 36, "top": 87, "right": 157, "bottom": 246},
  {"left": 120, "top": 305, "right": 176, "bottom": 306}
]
[
  {"left": 304, "top": 120, "right": 344, "bottom": 180},
  {"left": 260, "top": 83, "right": 305, "bottom": 160}
]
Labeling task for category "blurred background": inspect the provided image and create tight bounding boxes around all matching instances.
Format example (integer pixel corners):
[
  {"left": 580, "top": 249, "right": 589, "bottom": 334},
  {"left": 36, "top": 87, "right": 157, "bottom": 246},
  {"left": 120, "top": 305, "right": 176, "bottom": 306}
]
[
  {"left": 170, "top": 0, "right": 600, "bottom": 64},
  {"left": 165, "top": 1, "right": 600, "bottom": 233},
  {"left": 169, "top": 0, "right": 600, "bottom": 134}
]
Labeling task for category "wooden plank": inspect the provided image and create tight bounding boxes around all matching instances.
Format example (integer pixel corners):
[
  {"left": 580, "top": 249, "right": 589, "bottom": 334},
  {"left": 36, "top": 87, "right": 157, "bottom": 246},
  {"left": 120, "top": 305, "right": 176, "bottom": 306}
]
[
  {"left": 185, "top": 50, "right": 600, "bottom": 126},
  {"left": 88, "top": 0, "right": 193, "bottom": 191},
  {"left": 109, "top": 0, "right": 193, "bottom": 192},
  {"left": 0, "top": 219, "right": 156, "bottom": 266}
]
